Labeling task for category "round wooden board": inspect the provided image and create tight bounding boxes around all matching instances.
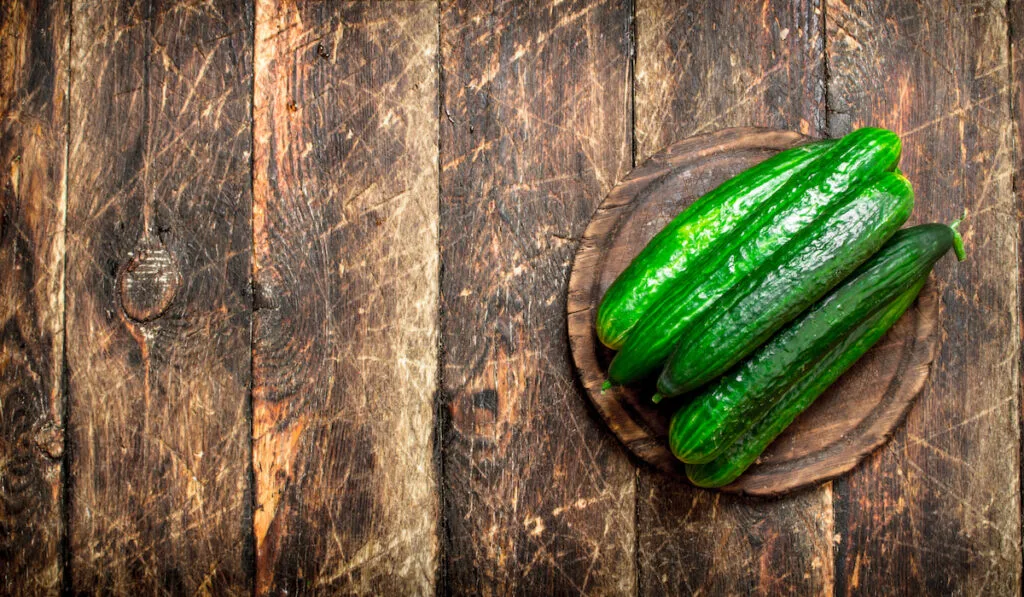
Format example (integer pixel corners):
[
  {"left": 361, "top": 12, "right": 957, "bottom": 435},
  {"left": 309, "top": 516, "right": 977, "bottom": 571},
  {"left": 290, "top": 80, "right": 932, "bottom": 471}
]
[{"left": 567, "top": 127, "right": 939, "bottom": 497}]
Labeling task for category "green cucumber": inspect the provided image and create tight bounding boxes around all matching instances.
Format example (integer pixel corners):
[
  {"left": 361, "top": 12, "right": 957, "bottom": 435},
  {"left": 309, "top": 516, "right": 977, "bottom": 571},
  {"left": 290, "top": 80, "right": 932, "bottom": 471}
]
[
  {"left": 686, "top": 276, "right": 927, "bottom": 488},
  {"left": 595, "top": 138, "right": 837, "bottom": 350},
  {"left": 657, "top": 171, "right": 914, "bottom": 396},
  {"left": 607, "top": 128, "right": 901, "bottom": 385},
  {"left": 668, "top": 223, "right": 963, "bottom": 464}
]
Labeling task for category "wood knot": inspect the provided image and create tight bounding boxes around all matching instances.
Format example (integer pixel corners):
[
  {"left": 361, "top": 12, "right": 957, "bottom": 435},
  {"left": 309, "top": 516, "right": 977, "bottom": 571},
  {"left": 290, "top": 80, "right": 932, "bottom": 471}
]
[
  {"left": 34, "top": 423, "right": 64, "bottom": 460},
  {"left": 119, "top": 244, "right": 181, "bottom": 322}
]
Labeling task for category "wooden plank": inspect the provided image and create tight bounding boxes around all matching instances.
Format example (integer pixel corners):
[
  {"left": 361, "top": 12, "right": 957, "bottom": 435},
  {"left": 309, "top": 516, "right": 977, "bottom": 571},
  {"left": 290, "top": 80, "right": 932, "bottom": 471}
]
[
  {"left": 633, "top": 1, "right": 835, "bottom": 595},
  {"left": 438, "top": 0, "right": 636, "bottom": 593},
  {"left": 66, "top": 0, "right": 254, "bottom": 592},
  {"left": 1015, "top": 5, "right": 1024, "bottom": 594},
  {"left": 634, "top": 0, "right": 826, "bottom": 154},
  {"left": 251, "top": 2, "right": 439, "bottom": 593},
  {"left": 0, "top": 0, "right": 69, "bottom": 593},
  {"left": 828, "top": 1, "right": 1020, "bottom": 594}
]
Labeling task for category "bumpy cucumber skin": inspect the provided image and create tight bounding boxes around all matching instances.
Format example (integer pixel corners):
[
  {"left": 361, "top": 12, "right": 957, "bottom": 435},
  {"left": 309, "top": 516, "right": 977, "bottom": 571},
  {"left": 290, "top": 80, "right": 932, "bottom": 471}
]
[
  {"left": 668, "top": 224, "right": 957, "bottom": 464},
  {"left": 686, "top": 277, "right": 927, "bottom": 488},
  {"left": 657, "top": 171, "right": 914, "bottom": 396},
  {"left": 595, "top": 139, "right": 836, "bottom": 350},
  {"left": 607, "top": 128, "right": 901, "bottom": 385}
]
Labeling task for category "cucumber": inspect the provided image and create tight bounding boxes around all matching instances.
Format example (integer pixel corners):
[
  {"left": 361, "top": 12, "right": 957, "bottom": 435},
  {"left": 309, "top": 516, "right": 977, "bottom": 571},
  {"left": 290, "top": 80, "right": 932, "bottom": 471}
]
[
  {"left": 595, "top": 138, "right": 836, "bottom": 350},
  {"left": 607, "top": 128, "right": 900, "bottom": 385},
  {"left": 668, "top": 223, "right": 963, "bottom": 465},
  {"left": 657, "top": 171, "right": 914, "bottom": 396},
  {"left": 686, "top": 277, "right": 927, "bottom": 488}
]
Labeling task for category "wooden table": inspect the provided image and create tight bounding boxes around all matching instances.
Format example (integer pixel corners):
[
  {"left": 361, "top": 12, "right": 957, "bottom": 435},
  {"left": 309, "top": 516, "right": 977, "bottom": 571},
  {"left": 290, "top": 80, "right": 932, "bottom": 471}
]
[{"left": 1, "top": 0, "right": 1018, "bottom": 594}]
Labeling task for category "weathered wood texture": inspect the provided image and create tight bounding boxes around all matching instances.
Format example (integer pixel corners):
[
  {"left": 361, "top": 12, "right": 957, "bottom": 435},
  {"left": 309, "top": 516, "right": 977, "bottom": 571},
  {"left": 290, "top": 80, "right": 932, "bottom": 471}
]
[
  {"left": 66, "top": 0, "right": 254, "bottom": 592},
  {"left": 828, "top": 2, "right": 1020, "bottom": 595},
  {"left": 252, "top": 1, "right": 439, "bottom": 594},
  {"left": 4, "top": 1, "right": 1022, "bottom": 593},
  {"left": 1015, "top": 8, "right": 1024, "bottom": 595},
  {"left": 0, "top": 0, "right": 69, "bottom": 593},
  {"left": 633, "top": 1, "right": 835, "bottom": 595},
  {"left": 568, "top": 127, "right": 941, "bottom": 496},
  {"left": 634, "top": 0, "right": 826, "bottom": 156},
  {"left": 438, "top": 0, "right": 636, "bottom": 593}
]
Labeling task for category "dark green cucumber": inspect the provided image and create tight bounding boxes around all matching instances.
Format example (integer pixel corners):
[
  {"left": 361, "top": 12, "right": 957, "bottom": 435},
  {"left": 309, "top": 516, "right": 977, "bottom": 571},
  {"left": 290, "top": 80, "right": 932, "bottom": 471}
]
[
  {"left": 657, "top": 171, "right": 914, "bottom": 396},
  {"left": 607, "top": 128, "right": 901, "bottom": 385},
  {"left": 595, "top": 139, "right": 837, "bottom": 350},
  {"left": 668, "top": 223, "right": 963, "bottom": 464},
  {"left": 686, "top": 277, "right": 928, "bottom": 488}
]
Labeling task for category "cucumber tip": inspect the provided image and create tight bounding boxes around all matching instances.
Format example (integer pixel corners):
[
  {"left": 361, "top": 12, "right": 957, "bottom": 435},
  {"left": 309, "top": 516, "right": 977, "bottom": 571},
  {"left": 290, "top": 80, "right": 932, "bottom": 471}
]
[{"left": 949, "top": 215, "right": 967, "bottom": 262}]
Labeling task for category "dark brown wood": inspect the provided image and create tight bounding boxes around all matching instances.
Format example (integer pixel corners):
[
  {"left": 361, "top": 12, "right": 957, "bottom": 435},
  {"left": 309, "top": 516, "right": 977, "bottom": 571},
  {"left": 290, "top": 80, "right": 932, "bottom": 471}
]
[
  {"left": 251, "top": 2, "right": 439, "bottom": 594},
  {"left": 634, "top": 0, "right": 826, "bottom": 155},
  {"left": 632, "top": 2, "right": 837, "bottom": 595},
  {"left": 66, "top": 0, "right": 254, "bottom": 592},
  {"left": 568, "top": 127, "right": 940, "bottom": 496},
  {"left": 439, "top": 0, "right": 636, "bottom": 593},
  {"left": 4, "top": 2, "right": 1020, "bottom": 593},
  {"left": 828, "top": 1, "right": 1020, "bottom": 595},
  {"left": 0, "top": 0, "right": 69, "bottom": 593},
  {"left": 1015, "top": 3, "right": 1024, "bottom": 594}
]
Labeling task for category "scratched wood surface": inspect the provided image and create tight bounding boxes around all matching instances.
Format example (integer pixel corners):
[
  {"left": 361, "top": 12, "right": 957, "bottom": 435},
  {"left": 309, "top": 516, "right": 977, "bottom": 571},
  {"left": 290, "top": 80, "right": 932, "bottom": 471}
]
[
  {"left": 0, "top": 0, "right": 68, "bottom": 594},
  {"left": 252, "top": 1, "right": 439, "bottom": 594},
  {"left": 65, "top": 0, "right": 254, "bottom": 592},
  {"left": 1, "top": 0, "right": 1022, "bottom": 594},
  {"left": 438, "top": 1, "right": 636, "bottom": 593}
]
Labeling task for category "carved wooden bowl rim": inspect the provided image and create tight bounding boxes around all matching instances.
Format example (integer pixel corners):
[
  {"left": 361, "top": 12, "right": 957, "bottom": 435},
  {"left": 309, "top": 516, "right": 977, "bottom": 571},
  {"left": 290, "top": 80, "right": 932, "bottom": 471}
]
[{"left": 567, "top": 127, "right": 939, "bottom": 496}]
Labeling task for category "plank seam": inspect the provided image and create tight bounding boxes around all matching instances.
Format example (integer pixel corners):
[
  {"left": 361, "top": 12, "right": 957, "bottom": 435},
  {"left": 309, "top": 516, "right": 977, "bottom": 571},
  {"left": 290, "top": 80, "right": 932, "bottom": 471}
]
[
  {"left": 434, "top": 2, "right": 448, "bottom": 594},
  {"left": 60, "top": 0, "right": 75, "bottom": 592},
  {"left": 822, "top": 0, "right": 832, "bottom": 137},
  {"left": 1008, "top": 2, "right": 1024, "bottom": 595},
  {"left": 629, "top": 0, "right": 638, "bottom": 173},
  {"left": 819, "top": 4, "right": 850, "bottom": 596},
  {"left": 627, "top": 1, "right": 640, "bottom": 595},
  {"left": 247, "top": 0, "right": 258, "bottom": 594}
]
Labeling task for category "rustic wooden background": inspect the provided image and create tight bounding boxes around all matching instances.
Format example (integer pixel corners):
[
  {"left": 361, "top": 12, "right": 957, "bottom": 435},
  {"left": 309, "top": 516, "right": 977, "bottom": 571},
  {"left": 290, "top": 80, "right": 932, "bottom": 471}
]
[{"left": 0, "top": 0, "right": 1019, "bottom": 595}]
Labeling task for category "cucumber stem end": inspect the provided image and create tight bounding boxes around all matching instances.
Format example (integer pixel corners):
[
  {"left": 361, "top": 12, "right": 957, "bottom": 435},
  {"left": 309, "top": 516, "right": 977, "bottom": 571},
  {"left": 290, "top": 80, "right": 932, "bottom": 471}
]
[{"left": 950, "top": 214, "right": 967, "bottom": 262}]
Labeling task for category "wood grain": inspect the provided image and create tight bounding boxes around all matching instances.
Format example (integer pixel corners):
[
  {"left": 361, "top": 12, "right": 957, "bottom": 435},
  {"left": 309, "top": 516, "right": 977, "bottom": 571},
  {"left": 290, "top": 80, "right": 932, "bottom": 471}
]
[
  {"left": 1015, "top": 5, "right": 1024, "bottom": 594},
  {"left": 568, "top": 127, "right": 941, "bottom": 496},
  {"left": 66, "top": 0, "right": 254, "bottom": 592},
  {"left": 827, "top": 1, "right": 1021, "bottom": 595},
  {"left": 634, "top": 0, "right": 826, "bottom": 155},
  {"left": 252, "top": 2, "right": 439, "bottom": 594},
  {"left": 633, "top": 1, "right": 835, "bottom": 594},
  {"left": 0, "top": 0, "right": 69, "bottom": 593},
  {"left": 3, "top": 2, "right": 1018, "bottom": 593},
  {"left": 438, "top": 0, "right": 636, "bottom": 593}
]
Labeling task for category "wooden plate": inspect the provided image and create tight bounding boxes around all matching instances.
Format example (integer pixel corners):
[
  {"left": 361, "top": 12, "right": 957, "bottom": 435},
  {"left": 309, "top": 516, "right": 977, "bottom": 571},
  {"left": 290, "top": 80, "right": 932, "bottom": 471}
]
[{"left": 567, "top": 127, "right": 939, "bottom": 496}]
